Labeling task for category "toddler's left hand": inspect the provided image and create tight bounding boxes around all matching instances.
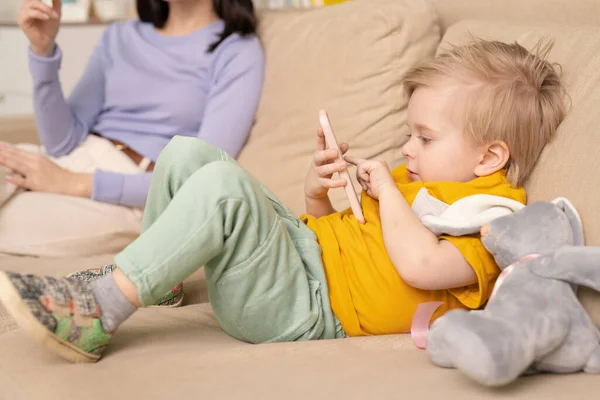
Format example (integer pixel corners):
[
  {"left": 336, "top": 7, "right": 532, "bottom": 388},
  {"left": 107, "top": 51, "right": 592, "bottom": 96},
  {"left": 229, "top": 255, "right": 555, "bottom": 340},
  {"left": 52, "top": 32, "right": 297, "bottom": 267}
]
[{"left": 345, "top": 156, "right": 395, "bottom": 200}]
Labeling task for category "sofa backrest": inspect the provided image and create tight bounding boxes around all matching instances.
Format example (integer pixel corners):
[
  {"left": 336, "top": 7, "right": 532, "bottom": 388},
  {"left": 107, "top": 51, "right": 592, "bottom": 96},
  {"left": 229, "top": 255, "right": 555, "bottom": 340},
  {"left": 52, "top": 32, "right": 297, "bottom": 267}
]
[
  {"left": 433, "top": 0, "right": 600, "bottom": 33},
  {"left": 238, "top": 0, "right": 441, "bottom": 215}
]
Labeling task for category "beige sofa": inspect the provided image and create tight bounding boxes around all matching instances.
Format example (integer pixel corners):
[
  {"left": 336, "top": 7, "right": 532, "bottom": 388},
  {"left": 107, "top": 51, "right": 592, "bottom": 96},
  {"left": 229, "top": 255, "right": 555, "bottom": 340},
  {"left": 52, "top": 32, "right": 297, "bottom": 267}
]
[{"left": 2, "top": 0, "right": 600, "bottom": 398}]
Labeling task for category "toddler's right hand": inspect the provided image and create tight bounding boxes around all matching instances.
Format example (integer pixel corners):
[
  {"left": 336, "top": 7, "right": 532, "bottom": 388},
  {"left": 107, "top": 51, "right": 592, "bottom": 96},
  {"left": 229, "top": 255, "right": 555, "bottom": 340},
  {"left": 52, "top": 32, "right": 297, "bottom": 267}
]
[
  {"left": 19, "top": 0, "right": 61, "bottom": 58},
  {"left": 304, "top": 126, "right": 350, "bottom": 201}
]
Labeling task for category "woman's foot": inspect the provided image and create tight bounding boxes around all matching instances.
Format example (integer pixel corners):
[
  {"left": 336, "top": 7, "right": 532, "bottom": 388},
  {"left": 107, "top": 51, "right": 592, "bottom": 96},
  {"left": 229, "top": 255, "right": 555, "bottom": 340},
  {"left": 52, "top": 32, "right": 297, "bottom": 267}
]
[
  {"left": 0, "top": 271, "right": 113, "bottom": 363},
  {"left": 67, "top": 265, "right": 184, "bottom": 308}
]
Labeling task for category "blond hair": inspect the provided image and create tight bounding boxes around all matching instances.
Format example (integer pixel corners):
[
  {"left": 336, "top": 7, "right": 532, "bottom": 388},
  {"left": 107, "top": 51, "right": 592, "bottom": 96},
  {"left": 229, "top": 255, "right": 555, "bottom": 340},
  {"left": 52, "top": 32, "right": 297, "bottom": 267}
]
[{"left": 403, "top": 38, "right": 567, "bottom": 186}]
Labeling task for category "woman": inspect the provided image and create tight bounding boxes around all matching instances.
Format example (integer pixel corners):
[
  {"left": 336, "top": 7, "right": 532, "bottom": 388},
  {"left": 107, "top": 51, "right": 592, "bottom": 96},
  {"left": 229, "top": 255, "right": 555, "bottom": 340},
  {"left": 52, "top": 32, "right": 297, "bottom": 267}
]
[{"left": 0, "top": 0, "right": 265, "bottom": 257}]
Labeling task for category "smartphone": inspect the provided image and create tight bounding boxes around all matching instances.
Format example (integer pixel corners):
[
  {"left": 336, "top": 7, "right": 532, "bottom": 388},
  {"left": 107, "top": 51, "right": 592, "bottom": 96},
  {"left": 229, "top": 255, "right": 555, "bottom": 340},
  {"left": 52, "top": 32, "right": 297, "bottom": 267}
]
[{"left": 318, "top": 110, "right": 365, "bottom": 224}]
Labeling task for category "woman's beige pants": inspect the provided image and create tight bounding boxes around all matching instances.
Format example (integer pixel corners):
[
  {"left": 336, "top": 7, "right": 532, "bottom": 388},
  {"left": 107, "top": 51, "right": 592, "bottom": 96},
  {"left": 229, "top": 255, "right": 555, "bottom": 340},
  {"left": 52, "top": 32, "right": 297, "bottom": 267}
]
[{"left": 0, "top": 135, "right": 144, "bottom": 257}]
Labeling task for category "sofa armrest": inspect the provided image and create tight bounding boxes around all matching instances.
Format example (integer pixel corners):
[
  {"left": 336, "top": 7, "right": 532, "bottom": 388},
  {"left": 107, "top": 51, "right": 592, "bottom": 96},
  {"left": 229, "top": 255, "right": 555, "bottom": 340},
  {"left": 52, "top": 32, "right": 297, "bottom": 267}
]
[{"left": 0, "top": 116, "right": 39, "bottom": 145}]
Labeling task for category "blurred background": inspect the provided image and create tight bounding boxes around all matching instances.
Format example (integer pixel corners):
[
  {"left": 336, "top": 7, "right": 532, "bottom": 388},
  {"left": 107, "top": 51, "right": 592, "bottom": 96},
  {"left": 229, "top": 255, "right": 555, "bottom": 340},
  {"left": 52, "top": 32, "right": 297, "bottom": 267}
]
[
  {"left": 0, "top": 0, "right": 348, "bottom": 117},
  {"left": 0, "top": 0, "right": 350, "bottom": 23}
]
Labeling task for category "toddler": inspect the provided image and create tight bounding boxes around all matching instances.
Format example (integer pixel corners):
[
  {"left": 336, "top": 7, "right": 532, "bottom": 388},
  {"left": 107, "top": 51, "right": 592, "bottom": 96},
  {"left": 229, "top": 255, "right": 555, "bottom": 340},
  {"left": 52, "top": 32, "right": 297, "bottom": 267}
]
[{"left": 0, "top": 38, "right": 566, "bottom": 362}]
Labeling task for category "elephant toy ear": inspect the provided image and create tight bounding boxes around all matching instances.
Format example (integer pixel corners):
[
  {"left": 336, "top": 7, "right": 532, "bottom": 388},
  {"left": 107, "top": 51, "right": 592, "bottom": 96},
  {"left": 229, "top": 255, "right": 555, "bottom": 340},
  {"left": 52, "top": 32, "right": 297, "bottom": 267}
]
[{"left": 552, "top": 197, "right": 585, "bottom": 246}]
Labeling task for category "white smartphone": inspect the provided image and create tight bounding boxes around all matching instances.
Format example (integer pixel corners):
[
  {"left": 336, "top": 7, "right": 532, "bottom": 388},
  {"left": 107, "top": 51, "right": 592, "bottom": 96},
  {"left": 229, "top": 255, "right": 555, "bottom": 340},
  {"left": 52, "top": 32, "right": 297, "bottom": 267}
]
[{"left": 318, "top": 110, "right": 365, "bottom": 224}]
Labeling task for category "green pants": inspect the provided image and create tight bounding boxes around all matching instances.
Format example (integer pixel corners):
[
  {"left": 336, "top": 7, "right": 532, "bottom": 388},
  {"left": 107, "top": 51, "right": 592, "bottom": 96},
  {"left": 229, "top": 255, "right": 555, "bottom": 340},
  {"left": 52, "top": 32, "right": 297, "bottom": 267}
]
[{"left": 115, "top": 136, "right": 344, "bottom": 343}]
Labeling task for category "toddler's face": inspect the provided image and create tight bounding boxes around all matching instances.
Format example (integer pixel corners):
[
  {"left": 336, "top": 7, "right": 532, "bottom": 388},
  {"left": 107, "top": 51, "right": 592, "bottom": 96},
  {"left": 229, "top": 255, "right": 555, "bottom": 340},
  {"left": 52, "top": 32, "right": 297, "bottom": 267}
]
[{"left": 403, "top": 82, "right": 484, "bottom": 183}]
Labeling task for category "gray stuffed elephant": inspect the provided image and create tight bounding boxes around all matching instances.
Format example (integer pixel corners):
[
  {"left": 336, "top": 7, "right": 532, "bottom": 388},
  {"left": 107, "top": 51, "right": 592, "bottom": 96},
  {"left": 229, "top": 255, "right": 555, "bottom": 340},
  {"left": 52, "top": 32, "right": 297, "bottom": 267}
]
[{"left": 426, "top": 198, "right": 600, "bottom": 387}]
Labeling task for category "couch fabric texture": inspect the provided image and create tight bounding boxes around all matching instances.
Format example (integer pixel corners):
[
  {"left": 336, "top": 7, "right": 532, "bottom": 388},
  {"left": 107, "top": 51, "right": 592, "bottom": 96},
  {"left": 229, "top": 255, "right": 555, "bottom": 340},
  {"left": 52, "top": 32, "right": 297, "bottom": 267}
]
[
  {"left": 238, "top": 0, "right": 440, "bottom": 214},
  {"left": 2, "top": 0, "right": 600, "bottom": 398}
]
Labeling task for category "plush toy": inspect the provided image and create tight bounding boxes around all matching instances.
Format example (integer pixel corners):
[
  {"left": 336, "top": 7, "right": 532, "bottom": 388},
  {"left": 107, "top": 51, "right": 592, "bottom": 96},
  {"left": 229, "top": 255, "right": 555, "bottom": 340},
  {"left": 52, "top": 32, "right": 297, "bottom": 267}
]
[{"left": 426, "top": 198, "right": 600, "bottom": 387}]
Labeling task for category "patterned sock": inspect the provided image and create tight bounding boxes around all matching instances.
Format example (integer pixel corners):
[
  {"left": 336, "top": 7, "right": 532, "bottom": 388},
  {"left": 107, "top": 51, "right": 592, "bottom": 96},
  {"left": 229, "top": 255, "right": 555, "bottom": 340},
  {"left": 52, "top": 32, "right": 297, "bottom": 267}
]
[{"left": 90, "top": 274, "right": 137, "bottom": 332}]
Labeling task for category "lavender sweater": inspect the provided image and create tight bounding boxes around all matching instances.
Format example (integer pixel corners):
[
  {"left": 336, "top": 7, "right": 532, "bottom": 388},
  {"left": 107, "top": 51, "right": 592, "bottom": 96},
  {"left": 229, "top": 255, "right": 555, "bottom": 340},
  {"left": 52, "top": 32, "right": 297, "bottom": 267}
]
[{"left": 29, "top": 20, "right": 265, "bottom": 207}]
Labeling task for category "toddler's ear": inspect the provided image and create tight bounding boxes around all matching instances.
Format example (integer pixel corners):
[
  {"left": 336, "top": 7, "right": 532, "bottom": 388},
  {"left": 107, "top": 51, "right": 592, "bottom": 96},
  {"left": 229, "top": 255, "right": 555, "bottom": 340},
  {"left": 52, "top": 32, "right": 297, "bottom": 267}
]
[{"left": 474, "top": 140, "right": 510, "bottom": 177}]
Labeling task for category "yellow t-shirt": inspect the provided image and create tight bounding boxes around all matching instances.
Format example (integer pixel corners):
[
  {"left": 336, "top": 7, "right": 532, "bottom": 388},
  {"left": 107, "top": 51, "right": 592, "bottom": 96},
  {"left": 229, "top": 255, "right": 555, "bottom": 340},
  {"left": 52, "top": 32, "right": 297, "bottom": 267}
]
[{"left": 300, "top": 164, "right": 526, "bottom": 337}]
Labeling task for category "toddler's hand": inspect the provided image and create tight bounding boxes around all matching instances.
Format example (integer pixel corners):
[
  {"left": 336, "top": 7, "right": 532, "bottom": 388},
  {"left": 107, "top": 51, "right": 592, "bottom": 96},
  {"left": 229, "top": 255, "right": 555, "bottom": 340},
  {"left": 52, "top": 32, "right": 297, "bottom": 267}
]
[
  {"left": 344, "top": 156, "right": 395, "bottom": 200},
  {"left": 304, "top": 127, "right": 349, "bottom": 201}
]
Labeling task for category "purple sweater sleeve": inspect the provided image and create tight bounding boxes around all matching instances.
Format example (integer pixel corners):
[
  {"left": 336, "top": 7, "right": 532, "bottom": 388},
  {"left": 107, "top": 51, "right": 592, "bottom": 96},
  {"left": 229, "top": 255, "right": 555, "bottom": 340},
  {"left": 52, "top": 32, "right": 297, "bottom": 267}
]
[
  {"left": 196, "top": 38, "right": 265, "bottom": 157},
  {"left": 92, "top": 170, "right": 153, "bottom": 207},
  {"left": 29, "top": 43, "right": 105, "bottom": 156}
]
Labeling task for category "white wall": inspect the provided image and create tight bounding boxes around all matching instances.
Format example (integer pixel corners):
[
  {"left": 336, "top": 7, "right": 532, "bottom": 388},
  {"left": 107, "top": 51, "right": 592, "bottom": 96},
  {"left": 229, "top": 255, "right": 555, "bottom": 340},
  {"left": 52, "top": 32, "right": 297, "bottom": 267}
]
[
  {"left": 0, "top": 25, "right": 105, "bottom": 116},
  {"left": 0, "top": 0, "right": 105, "bottom": 118},
  {"left": 0, "top": 1, "right": 19, "bottom": 22}
]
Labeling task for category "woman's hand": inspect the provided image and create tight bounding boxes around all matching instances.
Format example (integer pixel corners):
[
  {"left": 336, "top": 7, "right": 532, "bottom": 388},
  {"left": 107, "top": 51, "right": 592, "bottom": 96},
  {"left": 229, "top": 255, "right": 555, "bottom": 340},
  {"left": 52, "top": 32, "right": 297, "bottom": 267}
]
[
  {"left": 344, "top": 156, "right": 395, "bottom": 200},
  {"left": 0, "top": 145, "right": 92, "bottom": 197},
  {"left": 18, "top": 0, "right": 61, "bottom": 57},
  {"left": 304, "top": 126, "right": 350, "bottom": 201}
]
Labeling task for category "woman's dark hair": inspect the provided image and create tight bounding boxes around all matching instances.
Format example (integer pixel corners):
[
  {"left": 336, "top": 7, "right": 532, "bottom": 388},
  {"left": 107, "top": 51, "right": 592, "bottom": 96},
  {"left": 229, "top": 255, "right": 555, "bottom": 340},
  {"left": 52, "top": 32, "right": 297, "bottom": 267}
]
[{"left": 137, "top": 0, "right": 257, "bottom": 52}]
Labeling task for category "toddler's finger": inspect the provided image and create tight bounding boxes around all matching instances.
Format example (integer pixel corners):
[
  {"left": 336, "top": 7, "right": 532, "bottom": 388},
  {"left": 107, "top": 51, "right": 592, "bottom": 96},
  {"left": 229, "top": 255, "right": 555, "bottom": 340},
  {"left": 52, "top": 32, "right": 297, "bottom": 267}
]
[
  {"left": 320, "top": 177, "right": 347, "bottom": 188},
  {"left": 356, "top": 168, "right": 370, "bottom": 183},
  {"left": 344, "top": 155, "right": 368, "bottom": 166},
  {"left": 315, "top": 126, "right": 326, "bottom": 151},
  {"left": 314, "top": 148, "right": 341, "bottom": 166},
  {"left": 317, "top": 161, "right": 346, "bottom": 177}
]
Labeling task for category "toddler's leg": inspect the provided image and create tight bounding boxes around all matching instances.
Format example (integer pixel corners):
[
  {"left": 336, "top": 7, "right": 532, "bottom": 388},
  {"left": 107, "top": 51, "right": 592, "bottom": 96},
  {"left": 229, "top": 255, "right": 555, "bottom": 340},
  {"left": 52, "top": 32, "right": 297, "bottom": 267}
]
[
  {"left": 68, "top": 136, "right": 235, "bottom": 306},
  {"left": 140, "top": 135, "right": 235, "bottom": 232},
  {"left": 116, "top": 160, "right": 337, "bottom": 343},
  {"left": 135, "top": 135, "right": 235, "bottom": 307},
  {"left": 0, "top": 150, "right": 338, "bottom": 362},
  {"left": 0, "top": 272, "right": 117, "bottom": 363}
]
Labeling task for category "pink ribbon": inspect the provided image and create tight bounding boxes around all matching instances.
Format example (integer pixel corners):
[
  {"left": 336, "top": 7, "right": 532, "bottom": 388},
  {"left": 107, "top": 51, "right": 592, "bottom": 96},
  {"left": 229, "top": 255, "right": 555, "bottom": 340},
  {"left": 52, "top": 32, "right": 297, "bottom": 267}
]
[
  {"left": 408, "top": 301, "right": 443, "bottom": 349},
  {"left": 489, "top": 253, "right": 541, "bottom": 301},
  {"left": 407, "top": 254, "right": 541, "bottom": 349}
]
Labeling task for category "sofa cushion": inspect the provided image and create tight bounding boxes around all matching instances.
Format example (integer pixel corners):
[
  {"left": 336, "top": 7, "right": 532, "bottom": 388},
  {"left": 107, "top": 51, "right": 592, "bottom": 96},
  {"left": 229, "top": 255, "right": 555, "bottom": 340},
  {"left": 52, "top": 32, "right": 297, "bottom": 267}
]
[
  {"left": 1, "top": 257, "right": 600, "bottom": 398},
  {"left": 238, "top": 0, "right": 441, "bottom": 215},
  {"left": 0, "top": 116, "right": 39, "bottom": 145}
]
